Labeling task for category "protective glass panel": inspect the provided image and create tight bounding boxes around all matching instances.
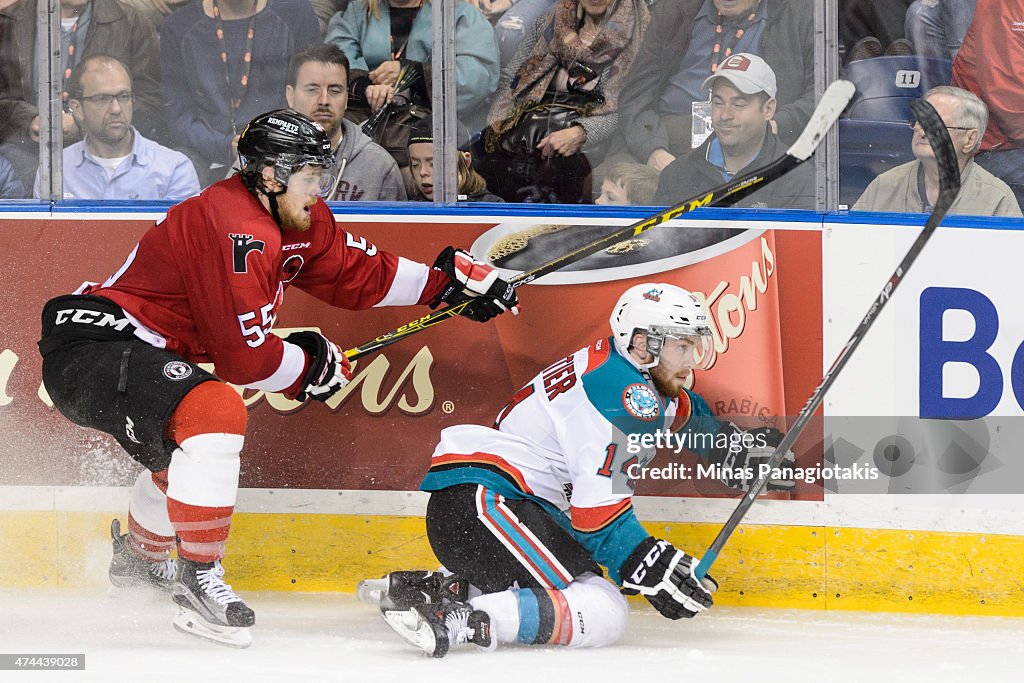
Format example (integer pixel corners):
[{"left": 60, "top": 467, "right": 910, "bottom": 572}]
[
  {"left": 838, "top": 0, "right": 1022, "bottom": 218},
  {"left": 471, "top": 0, "right": 819, "bottom": 209}
]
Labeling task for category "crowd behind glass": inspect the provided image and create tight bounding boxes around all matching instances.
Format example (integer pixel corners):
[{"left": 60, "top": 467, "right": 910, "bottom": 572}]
[{"left": 1, "top": 0, "right": 1018, "bottom": 217}]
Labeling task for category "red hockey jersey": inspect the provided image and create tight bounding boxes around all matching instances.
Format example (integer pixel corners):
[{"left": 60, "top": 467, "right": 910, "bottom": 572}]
[{"left": 84, "top": 175, "right": 448, "bottom": 390}]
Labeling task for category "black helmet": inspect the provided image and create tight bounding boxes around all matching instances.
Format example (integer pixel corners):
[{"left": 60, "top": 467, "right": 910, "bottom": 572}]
[{"left": 237, "top": 109, "right": 334, "bottom": 189}]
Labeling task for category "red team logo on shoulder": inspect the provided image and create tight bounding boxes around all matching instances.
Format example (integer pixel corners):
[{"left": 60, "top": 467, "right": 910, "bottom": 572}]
[
  {"left": 623, "top": 383, "right": 659, "bottom": 421},
  {"left": 281, "top": 255, "right": 305, "bottom": 283}
]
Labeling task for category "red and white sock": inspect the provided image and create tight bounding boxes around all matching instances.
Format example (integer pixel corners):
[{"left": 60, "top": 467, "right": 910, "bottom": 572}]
[
  {"left": 125, "top": 469, "right": 175, "bottom": 562},
  {"left": 166, "top": 433, "right": 243, "bottom": 562},
  {"left": 163, "top": 382, "right": 247, "bottom": 563}
]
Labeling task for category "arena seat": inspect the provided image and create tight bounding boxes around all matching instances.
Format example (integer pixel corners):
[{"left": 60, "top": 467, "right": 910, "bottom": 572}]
[
  {"left": 842, "top": 55, "right": 953, "bottom": 122},
  {"left": 838, "top": 56, "right": 951, "bottom": 206},
  {"left": 839, "top": 120, "right": 915, "bottom": 207}
]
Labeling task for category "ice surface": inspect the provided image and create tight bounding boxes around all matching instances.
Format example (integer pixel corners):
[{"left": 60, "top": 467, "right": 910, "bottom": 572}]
[{"left": 2, "top": 588, "right": 1022, "bottom": 682}]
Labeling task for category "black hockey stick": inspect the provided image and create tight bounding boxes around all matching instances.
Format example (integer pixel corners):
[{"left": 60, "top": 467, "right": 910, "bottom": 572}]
[
  {"left": 343, "top": 80, "right": 855, "bottom": 361},
  {"left": 694, "top": 98, "right": 961, "bottom": 580}
]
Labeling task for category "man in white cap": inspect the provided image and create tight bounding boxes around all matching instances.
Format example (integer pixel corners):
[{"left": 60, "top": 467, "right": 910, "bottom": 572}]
[{"left": 654, "top": 52, "right": 814, "bottom": 209}]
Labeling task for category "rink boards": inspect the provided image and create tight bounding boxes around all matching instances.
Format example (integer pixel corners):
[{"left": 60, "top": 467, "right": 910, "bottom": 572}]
[{"left": 1, "top": 205, "right": 1023, "bottom": 616}]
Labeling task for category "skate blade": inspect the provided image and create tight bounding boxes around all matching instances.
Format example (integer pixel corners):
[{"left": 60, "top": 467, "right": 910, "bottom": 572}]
[
  {"left": 356, "top": 578, "right": 387, "bottom": 606},
  {"left": 381, "top": 609, "right": 445, "bottom": 657},
  {"left": 173, "top": 605, "right": 252, "bottom": 649}
]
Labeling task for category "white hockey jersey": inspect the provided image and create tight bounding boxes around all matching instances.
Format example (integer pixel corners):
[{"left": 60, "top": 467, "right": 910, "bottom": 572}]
[{"left": 421, "top": 337, "right": 719, "bottom": 582}]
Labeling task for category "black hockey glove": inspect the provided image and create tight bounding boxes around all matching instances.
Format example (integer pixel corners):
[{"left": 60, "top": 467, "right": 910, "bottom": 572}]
[
  {"left": 285, "top": 331, "right": 352, "bottom": 402},
  {"left": 620, "top": 537, "right": 715, "bottom": 620},
  {"left": 709, "top": 424, "right": 796, "bottom": 493},
  {"left": 430, "top": 246, "right": 520, "bottom": 323}
]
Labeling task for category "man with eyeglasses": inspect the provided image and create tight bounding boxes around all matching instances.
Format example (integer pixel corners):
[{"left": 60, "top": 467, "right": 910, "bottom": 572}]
[
  {"left": 33, "top": 54, "right": 199, "bottom": 200},
  {"left": 854, "top": 86, "right": 1021, "bottom": 217},
  {"left": 37, "top": 108, "right": 519, "bottom": 648}
]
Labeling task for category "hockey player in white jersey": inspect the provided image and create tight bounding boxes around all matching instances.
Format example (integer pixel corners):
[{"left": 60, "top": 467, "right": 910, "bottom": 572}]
[{"left": 365, "top": 283, "right": 795, "bottom": 657}]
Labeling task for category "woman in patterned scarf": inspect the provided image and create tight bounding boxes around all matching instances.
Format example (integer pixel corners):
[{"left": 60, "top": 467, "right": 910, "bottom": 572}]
[{"left": 480, "top": 0, "right": 649, "bottom": 203}]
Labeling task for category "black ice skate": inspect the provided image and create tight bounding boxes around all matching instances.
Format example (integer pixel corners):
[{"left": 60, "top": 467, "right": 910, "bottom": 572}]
[
  {"left": 108, "top": 519, "right": 177, "bottom": 593},
  {"left": 172, "top": 559, "right": 255, "bottom": 649},
  {"left": 382, "top": 601, "right": 495, "bottom": 657},
  {"left": 357, "top": 570, "right": 469, "bottom": 611}
]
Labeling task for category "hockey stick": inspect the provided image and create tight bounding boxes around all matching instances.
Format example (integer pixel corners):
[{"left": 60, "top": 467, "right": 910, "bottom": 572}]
[
  {"left": 693, "top": 98, "right": 961, "bottom": 580},
  {"left": 343, "top": 80, "right": 855, "bottom": 361}
]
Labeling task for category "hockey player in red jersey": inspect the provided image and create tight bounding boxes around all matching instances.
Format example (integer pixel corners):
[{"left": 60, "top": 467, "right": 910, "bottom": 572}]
[
  {"left": 37, "top": 109, "right": 518, "bottom": 648},
  {"left": 360, "top": 283, "right": 794, "bottom": 656}
]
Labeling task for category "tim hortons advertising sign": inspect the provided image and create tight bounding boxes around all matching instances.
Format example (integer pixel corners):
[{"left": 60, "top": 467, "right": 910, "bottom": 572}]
[{"left": 0, "top": 217, "right": 821, "bottom": 497}]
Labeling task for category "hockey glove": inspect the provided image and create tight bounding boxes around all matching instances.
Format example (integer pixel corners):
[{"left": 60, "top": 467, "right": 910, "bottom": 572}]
[
  {"left": 709, "top": 424, "right": 796, "bottom": 493},
  {"left": 430, "top": 246, "right": 520, "bottom": 322},
  {"left": 285, "top": 331, "right": 352, "bottom": 402},
  {"left": 620, "top": 537, "right": 715, "bottom": 620}
]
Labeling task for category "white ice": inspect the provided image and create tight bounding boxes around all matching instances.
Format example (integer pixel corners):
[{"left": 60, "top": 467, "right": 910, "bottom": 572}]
[{"left": 2, "top": 588, "right": 1022, "bottom": 682}]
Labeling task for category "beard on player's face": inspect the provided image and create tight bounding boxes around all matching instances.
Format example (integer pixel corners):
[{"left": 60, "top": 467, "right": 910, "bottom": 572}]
[
  {"left": 275, "top": 189, "right": 316, "bottom": 231},
  {"left": 650, "top": 362, "right": 690, "bottom": 398}
]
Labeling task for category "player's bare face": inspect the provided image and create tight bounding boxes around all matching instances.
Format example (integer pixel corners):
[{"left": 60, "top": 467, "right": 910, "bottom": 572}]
[
  {"left": 276, "top": 166, "right": 327, "bottom": 231},
  {"left": 286, "top": 62, "right": 348, "bottom": 144},
  {"left": 650, "top": 336, "right": 701, "bottom": 397}
]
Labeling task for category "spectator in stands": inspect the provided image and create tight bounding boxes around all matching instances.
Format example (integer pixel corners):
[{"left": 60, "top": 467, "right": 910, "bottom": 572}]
[
  {"left": 0, "top": 0, "right": 162, "bottom": 186},
  {"left": 285, "top": 44, "right": 406, "bottom": 201},
  {"left": 853, "top": 86, "right": 1021, "bottom": 217},
  {"left": 407, "top": 117, "right": 502, "bottom": 202},
  {"left": 595, "top": 161, "right": 658, "bottom": 205},
  {"left": 904, "top": 0, "right": 975, "bottom": 60},
  {"left": 654, "top": 53, "right": 813, "bottom": 209},
  {"left": 160, "top": 0, "right": 320, "bottom": 186},
  {"left": 32, "top": 55, "right": 199, "bottom": 200},
  {"left": 950, "top": 0, "right": 1024, "bottom": 207},
  {"left": 0, "top": 152, "right": 25, "bottom": 199},
  {"left": 612, "top": 0, "right": 813, "bottom": 174},
  {"left": 479, "top": 0, "right": 650, "bottom": 204},
  {"left": 324, "top": 0, "right": 499, "bottom": 128}
]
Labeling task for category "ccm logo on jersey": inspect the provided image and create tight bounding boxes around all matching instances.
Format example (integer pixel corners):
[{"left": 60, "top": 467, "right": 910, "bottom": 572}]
[
  {"left": 230, "top": 233, "right": 265, "bottom": 273},
  {"left": 54, "top": 308, "right": 132, "bottom": 330},
  {"left": 282, "top": 242, "right": 311, "bottom": 251}
]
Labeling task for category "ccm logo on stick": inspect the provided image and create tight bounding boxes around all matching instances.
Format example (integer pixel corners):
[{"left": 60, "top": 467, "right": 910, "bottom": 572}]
[{"left": 919, "top": 286, "right": 1024, "bottom": 417}]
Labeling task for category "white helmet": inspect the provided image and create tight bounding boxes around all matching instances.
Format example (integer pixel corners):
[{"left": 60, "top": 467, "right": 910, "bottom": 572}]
[{"left": 609, "top": 283, "right": 713, "bottom": 369}]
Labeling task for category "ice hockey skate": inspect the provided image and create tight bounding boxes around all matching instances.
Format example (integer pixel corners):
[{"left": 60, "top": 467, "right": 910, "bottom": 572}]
[
  {"left": 382, "top": 601, "right": 495, "bottom": 657},
  {"left": 357, "top": 570, "right": 469, "bottom": 611},
  {"left": 172, "top": 559, "right": 255, "bottom": 648},
  {"left": 108, "top": 519, "right": 177, "bottom": 593}
]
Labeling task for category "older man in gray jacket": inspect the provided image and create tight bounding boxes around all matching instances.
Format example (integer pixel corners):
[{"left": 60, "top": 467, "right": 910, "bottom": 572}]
[{"left": 853, "top": 86, "right": 1021, "bottom": 217}]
